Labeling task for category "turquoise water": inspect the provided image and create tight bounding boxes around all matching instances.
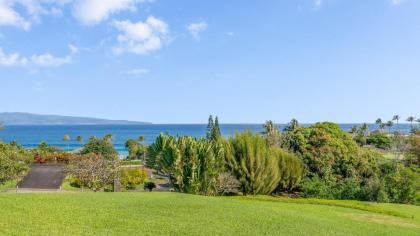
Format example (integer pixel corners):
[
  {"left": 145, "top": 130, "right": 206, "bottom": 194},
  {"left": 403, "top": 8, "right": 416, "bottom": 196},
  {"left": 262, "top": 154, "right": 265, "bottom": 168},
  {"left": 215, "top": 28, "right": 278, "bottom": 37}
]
[{"left": 0, "top": 124, "right": 413, "bottom": 155}]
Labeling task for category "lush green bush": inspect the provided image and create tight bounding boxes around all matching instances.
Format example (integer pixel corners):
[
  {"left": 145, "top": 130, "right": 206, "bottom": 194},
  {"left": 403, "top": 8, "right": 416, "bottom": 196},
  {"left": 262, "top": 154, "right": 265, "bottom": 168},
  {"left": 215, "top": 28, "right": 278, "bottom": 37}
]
[
  {"left": 32, "top": 142, "right": 64, "bottom": 157},
  {"left": 280, "top": 121, "right": 416, "bottom": 203},
  {"left": 0, "top": 143, "right": 32, "bottom": 185},
  {"left": 147, "top": 134, "right": 225, "bottom": 195},
  {"left": 367, "top": 133, "right": 391, "bottom": 149},
  {"left": 120, "top": 168, "right": 148, "bottom": 190},
  {"left": 125, "top": 139, "right": 147, "bottom": 160},
  {"left": 81, "top": 136, "right": 118, "bottom": 160},
  {"left": 406, "top": 132, "right": 420, "bottom": 167},
  {"left": 226, "top": 132, "right": 280, "bottom": 195},
  {"left": 379, "top": 162, "right": 416, "bottom": 203},
  {"left": 274, "top": 148, "right": 304, "bottom": 192}
]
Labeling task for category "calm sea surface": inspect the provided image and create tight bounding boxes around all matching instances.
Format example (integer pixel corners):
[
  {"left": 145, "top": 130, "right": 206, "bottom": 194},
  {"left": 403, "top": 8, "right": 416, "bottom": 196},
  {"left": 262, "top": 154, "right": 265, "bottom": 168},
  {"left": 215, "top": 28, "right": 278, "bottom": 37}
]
[{"left": 0, "top": 124, "right": 413, "bottom": 155}]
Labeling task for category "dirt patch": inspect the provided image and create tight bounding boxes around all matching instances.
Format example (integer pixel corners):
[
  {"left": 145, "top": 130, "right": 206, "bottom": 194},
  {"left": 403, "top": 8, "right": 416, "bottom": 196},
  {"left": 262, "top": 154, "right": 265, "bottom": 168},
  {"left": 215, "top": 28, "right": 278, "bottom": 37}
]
[{"left": 344, "top": 213, "right": 419, "bottom": 229}]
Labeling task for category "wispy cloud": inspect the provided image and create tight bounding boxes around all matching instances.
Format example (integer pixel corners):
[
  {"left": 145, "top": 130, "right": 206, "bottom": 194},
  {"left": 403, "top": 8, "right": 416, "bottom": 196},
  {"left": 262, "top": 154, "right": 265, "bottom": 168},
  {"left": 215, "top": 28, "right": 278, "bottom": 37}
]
[
  {"left": 0, "top": 45, "right": 78, "bottom": 67},
  {"left": 187, "top": 21, "right": 208, "bottom": 40},
  {"left": 125, "top": 68, "right": 149, "bottom": 76},
  {"left": 391, "top": 0, "right": 405, "bottom": 5}
]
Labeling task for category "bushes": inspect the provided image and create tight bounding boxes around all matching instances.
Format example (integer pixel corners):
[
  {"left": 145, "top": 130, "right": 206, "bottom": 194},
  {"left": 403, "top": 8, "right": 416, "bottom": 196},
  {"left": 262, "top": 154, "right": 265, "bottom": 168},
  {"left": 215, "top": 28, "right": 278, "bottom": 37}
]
[
  {"left": 367, "top": 133, "right": 391, "bottom": 149},
  {"left": 274, "top": 148, "right": 304, "bottom": 192},
  {"left": 120, "top": 168, "right": 148, "bottom": 190},
  {"left": 81, "top": 137, "right": 118, "bottom": 160},
  {"left": 0, "top": 143, "right": 32, "bottom": 185},
  {"left": 148, "top": 132, "right": 303, "bottom": 196},
  {"left": 226, "top": 132, "right": 280, "bottom": 195},
  {"left": 147, "top": 134, "right": 225, "bottom": 195}
]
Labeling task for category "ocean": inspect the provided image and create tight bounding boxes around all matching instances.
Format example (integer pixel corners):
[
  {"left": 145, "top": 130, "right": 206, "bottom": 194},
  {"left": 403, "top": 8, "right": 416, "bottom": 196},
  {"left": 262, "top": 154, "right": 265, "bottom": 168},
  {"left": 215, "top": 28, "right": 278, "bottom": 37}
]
[{"left": 0, "top": 124, "right": 413, "bottom": 155}]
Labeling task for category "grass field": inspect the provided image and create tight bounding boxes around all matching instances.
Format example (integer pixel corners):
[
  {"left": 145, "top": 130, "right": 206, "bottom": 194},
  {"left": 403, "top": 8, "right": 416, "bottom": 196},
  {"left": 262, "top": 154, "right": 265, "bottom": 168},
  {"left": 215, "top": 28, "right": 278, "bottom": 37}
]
[{"left": 0, "top": 192, "right": 419, "bottom": 236}]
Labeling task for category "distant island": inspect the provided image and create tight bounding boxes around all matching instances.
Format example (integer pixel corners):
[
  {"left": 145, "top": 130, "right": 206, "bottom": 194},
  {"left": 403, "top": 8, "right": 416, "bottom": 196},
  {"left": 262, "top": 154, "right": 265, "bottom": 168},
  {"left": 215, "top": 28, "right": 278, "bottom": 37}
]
[{"left": 0, "top": 112, "right": 150, "bottom": 125}]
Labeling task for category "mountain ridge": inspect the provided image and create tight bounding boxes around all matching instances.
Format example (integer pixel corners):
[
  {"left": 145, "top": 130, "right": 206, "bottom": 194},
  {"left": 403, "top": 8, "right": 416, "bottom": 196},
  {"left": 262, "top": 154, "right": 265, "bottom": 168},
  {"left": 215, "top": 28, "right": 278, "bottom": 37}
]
[{"left": 0, "top": 112, "right": 150, "bottom": 125}]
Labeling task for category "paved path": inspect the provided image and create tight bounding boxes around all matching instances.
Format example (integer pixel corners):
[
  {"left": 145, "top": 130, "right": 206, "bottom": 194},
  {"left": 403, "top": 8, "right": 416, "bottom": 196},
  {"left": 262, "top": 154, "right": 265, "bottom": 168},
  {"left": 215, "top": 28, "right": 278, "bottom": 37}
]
[{"left": 18, "top": 164, "right": 66, "bottom": 189}]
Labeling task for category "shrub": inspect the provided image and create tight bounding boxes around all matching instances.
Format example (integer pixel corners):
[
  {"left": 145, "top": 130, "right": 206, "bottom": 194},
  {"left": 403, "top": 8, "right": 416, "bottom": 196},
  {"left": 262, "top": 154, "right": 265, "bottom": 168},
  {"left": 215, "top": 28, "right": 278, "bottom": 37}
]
[
  {"left": 0, "top": 143, "right": 32, "bottom": 185},
  {"left": 120, "top": 168, "right": 148, "bottom": 190},
  {"left": 367, "top": 133, "right": 391, "bottom": 149},
  {"left": 301, "top": 175, "right": 333, "bottom": 199},
  {"left": 216, "top": 173, "right": 240, "bottom": 196},
  {"left": 144, "top": 182, "right": 156, "bottom": 192},
  {"left": 226, "top": 132, "right": 280, "bottom": 195},
  {"left": 274, "top": 148, "right": 304, "bottom": 192}
]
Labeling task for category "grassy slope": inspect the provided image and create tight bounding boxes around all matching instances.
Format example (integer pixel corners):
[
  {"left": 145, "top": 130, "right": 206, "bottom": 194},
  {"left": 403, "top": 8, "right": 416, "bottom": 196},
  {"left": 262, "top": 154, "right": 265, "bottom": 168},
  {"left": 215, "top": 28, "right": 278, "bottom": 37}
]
[{"left": 0, "top": 193, "right": 419, "bottom": 236}]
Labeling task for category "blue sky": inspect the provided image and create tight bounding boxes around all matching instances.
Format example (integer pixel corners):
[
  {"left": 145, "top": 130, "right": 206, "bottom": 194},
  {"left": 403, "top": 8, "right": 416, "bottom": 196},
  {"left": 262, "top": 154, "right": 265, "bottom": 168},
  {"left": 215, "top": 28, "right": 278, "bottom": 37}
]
[{"left": 0, "top": 0, "right": 419, "bottom": 124}]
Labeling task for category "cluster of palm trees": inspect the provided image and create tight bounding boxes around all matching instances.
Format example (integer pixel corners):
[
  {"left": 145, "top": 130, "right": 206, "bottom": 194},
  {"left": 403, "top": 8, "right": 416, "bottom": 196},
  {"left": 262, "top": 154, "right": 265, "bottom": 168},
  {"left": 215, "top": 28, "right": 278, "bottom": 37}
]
[
  {"left": 62, "top": 134, "right": 86, "bottom": 152},
  {"left": 375, "top": 115, "right": 419, "bottom": 134}
]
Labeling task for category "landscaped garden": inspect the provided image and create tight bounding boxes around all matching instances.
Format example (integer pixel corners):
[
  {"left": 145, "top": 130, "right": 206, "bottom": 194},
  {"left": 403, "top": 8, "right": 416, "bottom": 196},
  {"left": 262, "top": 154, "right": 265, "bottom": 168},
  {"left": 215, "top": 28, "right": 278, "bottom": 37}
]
[{"left": 0, "top": 116, "right": 419, "bottom": 235}]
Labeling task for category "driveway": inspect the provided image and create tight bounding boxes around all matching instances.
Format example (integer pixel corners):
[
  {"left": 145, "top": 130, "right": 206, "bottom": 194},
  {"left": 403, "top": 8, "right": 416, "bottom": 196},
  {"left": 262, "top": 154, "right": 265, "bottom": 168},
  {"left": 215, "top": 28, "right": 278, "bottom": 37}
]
[{"left": 18, "top": 164, "right": 66, "bottom": 189}]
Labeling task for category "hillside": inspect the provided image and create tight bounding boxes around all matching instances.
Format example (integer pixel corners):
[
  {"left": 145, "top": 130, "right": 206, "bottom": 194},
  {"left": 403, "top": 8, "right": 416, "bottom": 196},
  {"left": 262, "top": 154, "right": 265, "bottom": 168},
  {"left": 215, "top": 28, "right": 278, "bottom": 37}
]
[
  {"left": 0, "top": 192, "right": 418, "bottom": 235},
  {"left": 0, "top": 112, "right": 150, "bottom": 125}
]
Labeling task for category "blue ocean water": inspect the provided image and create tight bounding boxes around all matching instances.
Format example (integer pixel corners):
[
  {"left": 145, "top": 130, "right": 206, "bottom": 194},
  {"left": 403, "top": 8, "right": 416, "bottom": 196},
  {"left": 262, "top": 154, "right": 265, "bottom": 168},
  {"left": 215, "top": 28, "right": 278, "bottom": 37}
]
[{"left": 0, "top": 124, "right": 413, "bottom": 155}]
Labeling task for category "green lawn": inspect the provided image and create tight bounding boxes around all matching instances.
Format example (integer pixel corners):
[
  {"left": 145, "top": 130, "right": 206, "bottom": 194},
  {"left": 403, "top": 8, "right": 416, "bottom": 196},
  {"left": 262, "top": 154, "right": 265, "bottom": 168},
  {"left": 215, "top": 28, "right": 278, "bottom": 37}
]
[{"left": 0, "top": 193, "right": 419, "bottom": 236}]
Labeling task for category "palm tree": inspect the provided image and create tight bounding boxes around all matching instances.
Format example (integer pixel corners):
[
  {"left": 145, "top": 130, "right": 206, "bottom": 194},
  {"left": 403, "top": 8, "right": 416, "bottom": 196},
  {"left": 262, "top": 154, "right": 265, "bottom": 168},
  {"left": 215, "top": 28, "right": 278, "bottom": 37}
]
[
  {"left": 375, "top": 118, "right": 383, "bottom": 133},
  {"left": 407, "top": 116, "right": 416, "bottom": 133},
  {"left": 361, "top": 123, "right": 369, "bottom": 136},
  {"left": 349, "top": 125, "right": 358, "bottom": 138},
  {"left": 63, "top": 134, "right": 71, "bottom": 152},
  {"left": 385, "top": 121, "right": 393, "bottom": 134},
  {"left": 76, "top": 135, "right": 84, "bottom": 147}
]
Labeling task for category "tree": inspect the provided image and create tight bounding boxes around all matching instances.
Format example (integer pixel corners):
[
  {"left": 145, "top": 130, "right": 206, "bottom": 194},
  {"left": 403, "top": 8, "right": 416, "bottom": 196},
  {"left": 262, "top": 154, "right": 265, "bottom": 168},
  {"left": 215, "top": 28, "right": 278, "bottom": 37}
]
[
  {"left": 262, "top": 120, "right": 281, "bottom": 147},
  {"left": 283, "top": 119, "right": 299, "bottom": 132},
  {"left": 138, "top": 136, "right": 145, "bottom": 142},
  {"left": 212, "top": 116, "right": 222, "bottom": 141},
  {"left": 0, "top": 143, "right": 32, "bottom": 185},
  {"left": 392, "top": 115, "right": 400, "bottom": 133},
  {"left": 375, "top": 118, "right": 383, "bottom": 132},
  {"left": 386, "top": 120, "right": 393, "bottom": 134},
  {"left": 406, "top": 116, "right": 416, "bottom": 133},
  {"left": 76, "top": 136, "right": 83, "bottom": 147},
  {"left": 66, "top": 155, "right": 119, "bottom": 192},
  {"left": 81, "top": 136, "right": 118, "bottom": 160},
  {"left": 103, "top": 134, "right": 113, "bottom": 143},
  {"left": 63, "top": 134, "right": 71, "bottom": 152},
  {"left": 206, "top": 115, "right": 214, "bottom": 140}
]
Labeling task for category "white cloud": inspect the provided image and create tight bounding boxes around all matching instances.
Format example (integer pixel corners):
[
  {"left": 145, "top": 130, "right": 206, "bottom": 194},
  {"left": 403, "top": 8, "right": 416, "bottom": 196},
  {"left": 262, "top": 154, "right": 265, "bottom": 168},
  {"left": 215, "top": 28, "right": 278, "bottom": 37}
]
[
  {"left": 72, "top": 0, "right": 150, "bottom": 25},
  {"left": 31, "top": 53, "right": 71, "bottom": 66},
  {"left": 0, "top": 47, "right": 73, "bottom": 67},
  {"left": 0, "top": 48, "right": 29, "bottom": 66},
  {"left": 112, "top": 16, "right": 169, "bottom": 55},
  {"left": 0, "top": 2, "right": 31, "bottom": 30},
  {"left": 314, "top": 0, "right": 322, "bottom": 8},
  {"left": 0, "top": 0, "right": 72, "bottom": 30},
  {"left": 187, "top": 22, "right": 207, "bottom": 40}
]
